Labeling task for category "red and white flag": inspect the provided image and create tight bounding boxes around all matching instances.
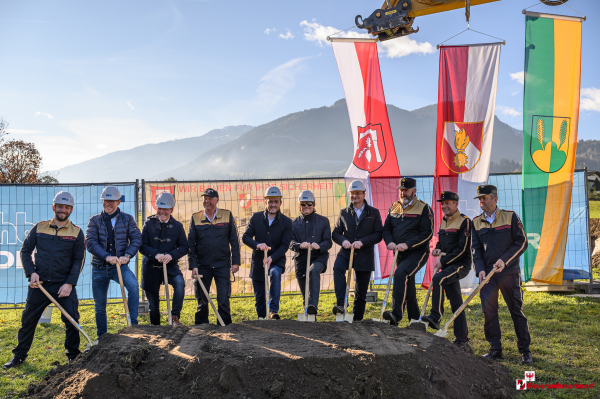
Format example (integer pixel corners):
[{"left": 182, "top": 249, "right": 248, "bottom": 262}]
[
  {"left": 422, "top": 43, "right": 501, "bottom": 291},
  {"left": 331, "top": 38, "right": 401, "bottom": 280}
]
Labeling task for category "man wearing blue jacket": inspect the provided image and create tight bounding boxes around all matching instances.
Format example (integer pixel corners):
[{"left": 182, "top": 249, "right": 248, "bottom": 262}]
[
  {"left": 242, "top": 186, "right": 293, "bottom": 320},
  {"left": 86, "top": 186, "right": 142, "bottom": 337}
]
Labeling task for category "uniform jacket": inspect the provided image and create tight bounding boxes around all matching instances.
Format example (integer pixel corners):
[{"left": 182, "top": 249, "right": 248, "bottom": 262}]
[
  {"left": 290, "top": 212, "right": 332, "bottom": 276},
  {"left": 242, "top": 210, "right": 293, "bottom": 281},
  {"left": 188, "top": 208, "right": 240, "bottom": 269},
  {"left": 86, "top": 210, "right": 142, "bottom": 268},
  {"left": 472, "top": 208, "right": 527, "bottom": 275},
  {"left": 140, "top": 215, "right": 189, "bottom": 291},
  {"left": 434, "top": 211, "right": 472, "bottom": 278},
  {"left": 332, "top": 201, "right": 383, "bottom": 272},
  {"left": 20, "top": 219, "right": 85, "bottom": 286},
  {"left": 383, "top": 197, "right": 433, "bottom": 258}
]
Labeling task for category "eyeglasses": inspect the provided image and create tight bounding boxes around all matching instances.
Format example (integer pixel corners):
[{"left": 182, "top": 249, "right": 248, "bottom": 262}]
[{"left": 300, "top": 202, "right": 314, "bottom": 207}]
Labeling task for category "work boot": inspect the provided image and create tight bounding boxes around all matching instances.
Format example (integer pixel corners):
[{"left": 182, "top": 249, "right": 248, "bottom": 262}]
[
  {"left": 382, "top": 311, "right": 398, "bottom": 326},
  {"left": 482, "top": 349, "right": 503, "bottom": 360},
  {"left": 307, "top": 305, "right": 317, "bottom": 315},
  {"left": 172, "top": 316, "right": 183, "bottom": 326},
  {"left": 332, "top": 305, "right": 344, "bottom": 315},
  {"left": 269, "top": 311, "right": 280, "bottom": 320},
  {"left": 420, "top": 315, "right": 440, "bottom": 330},
  {"left": 3, "top": 357, "right": 25, "bottom": 369},
  {"left": 521, "top": 353, "right": 533, "bottom": 365},
  {"left": 67, "top": 353, "right": 80, "bottom": 364}
]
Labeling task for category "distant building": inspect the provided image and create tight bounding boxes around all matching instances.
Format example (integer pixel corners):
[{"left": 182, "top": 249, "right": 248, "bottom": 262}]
[{"left": 588, "top": 171, "right": 600, "bottom": 194}]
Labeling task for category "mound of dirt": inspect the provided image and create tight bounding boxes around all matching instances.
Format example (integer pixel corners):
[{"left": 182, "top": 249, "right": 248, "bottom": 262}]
[{"left": 29, "top": 320, "right": 514, "bottom": 399}]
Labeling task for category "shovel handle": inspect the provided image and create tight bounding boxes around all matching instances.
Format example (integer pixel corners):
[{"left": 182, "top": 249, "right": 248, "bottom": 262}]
[
  {"left": 263, "top": 248, "right": 271, "bottom": 317},
  {"left": 343, "top": 247, "right": 355, "bottom": 318},
  {"left": 420, "top": 252, "right": 446, "bottom": 319},
  {"left": 304, "top": 246, "right": 312, "bottom": 312},
  {"left": 115, "top": 260, "right": 132, "bottom": 327},
  {"left": 379, "top": 250, "right": 399, "bottom": 321},
  {"left": 162, "top": 262, "right": 172, "bottom": 326},
  {"left": 196, "top": 275, "right": 226, "bottom": 327},
  {"left": 35, "top": 282, "right": 94, "bottom": 347}
]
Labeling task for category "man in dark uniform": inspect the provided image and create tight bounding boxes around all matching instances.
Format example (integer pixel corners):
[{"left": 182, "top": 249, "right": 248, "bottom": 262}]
[
  {"left": 382, "top": 177, "right": 433, "bottom": 326},
  {"left": 242, "top": 186, "right": 293, "bottom": 320},
  {"left": 420, "top": 191, "right": 471, "bottom": 346},
  {"left": 3, "top": 191, "right": 85, "bottom": 369},
  {"left": 332, "top": 180, "right": 383, "bottom": 322},
  {"left": 472, "top": 184, "right": 532, "bottom": 365},
  {"left": 290, "top": 190, "right": 332, "bottom": 314},
  {"left": 140, "top": 192, "right": 189, "bottom": 326},
  {"left": 189, "top": 188, "right": 240, "bottom": 326}
]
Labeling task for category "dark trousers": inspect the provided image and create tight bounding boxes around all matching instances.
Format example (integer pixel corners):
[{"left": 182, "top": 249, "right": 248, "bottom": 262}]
[
  {"left": 429, "top": 265, "right": 469, "bottom": 342},
  {"left": 13, "top": 283, "right": 80, "bottom": 359},
  {"left": 479, "top": 272, "right": 531, "bottom": 354},
  {"left": 333, "top": 256, "right": 371, "bottom": 321},
  {"left": 252, "top": 265, "right": 283, "bottom": 318},
  {"left": 146, "top": 273, "right": 186, "bottom": 325},
  {"left": 194, "top": 266, "right": 232, "bottom": 325},
  {"left": 296, "top": 261, "right": 326, "bottom": 308},
  {"left": 391, "top": 251, "right": 428, "bottom": 322}
]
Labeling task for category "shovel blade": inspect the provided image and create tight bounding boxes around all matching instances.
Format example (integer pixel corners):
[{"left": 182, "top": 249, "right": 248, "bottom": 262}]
[
  {"left": 84, "top": 339, "right": 99, "bottom": 352},
  {"left": 372, "top": 318, "right": 390, "bottom": 324},
  {"left": 298, "top": 313, "right": 316, "bottom": 322},
  {"left": 434, "top": 329, "right": 448, "bottom": 337},
  {"left": 257, "top": 317, "right": 268, "bottom": 321}
]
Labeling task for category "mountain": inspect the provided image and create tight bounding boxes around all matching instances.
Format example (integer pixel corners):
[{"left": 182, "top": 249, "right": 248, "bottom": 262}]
[
  {"left": 154, "top": 100, "right": 525, "bottom": 180},
  {"left": 55, "top": 125, "right": 254, "bottom": 182}
]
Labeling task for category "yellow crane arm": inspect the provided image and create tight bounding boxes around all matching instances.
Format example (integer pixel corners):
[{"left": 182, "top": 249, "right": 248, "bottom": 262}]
[{"left": 382, "top": 0, "right": 500, "bottom": 18}]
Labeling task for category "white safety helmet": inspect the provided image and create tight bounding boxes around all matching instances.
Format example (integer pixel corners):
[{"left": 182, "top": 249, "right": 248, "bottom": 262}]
[
  {"left": 298, "top": 190, "right": 315, "bottom": 203},
  {"left": 155, "top": 192, "right": 175, "bottom": 209},
  {"left": 347, "top": 180, "right": 367, "bottom": 193},
  {"left": 53, "top": 191, "right": 75, "bottom": 207},
  {"left": 100, "top": 186, "right": 121, "bottom": 201},
  {"left": 264, "top": 186, "right": 282, "bottom": 198}
]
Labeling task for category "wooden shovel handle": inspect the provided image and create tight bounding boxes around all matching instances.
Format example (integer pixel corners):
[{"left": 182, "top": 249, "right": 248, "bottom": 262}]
[
  {"left": 114, "top": 260, "right": 131, "bottom": 327},
  {"left": 162, "top": 262, "right": 172, "bottom": 326}
]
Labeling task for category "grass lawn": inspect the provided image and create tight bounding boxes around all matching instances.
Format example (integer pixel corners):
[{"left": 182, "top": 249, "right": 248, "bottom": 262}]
[
  {"left": 1, "top": 273, "right": 599, "bottom": 398},
  {"left": 590, "top": 200, "right": 600, "bottom": 219}
]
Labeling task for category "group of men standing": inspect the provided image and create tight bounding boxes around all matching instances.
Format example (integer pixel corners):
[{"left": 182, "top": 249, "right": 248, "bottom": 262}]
[{"left": 4, "top": 178, "right": 532, "bottom": 369}]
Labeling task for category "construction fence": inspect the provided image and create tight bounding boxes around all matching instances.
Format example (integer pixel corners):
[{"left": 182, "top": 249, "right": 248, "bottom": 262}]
[{"left": 0, "top": 171, "right": 592, "bottom": 305}]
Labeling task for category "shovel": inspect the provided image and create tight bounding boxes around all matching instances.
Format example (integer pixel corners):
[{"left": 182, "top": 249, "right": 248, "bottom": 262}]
[
  {"left": 409, "top": 252, "right": 445, "bottom": 327},
  {"left": 34, "top": 282, "right": 98, "bottom": 351},
  {"left": 373, "top": 250, "right": 399, "bottom": 323},
  {"left": 337, "top": 246, "right": 355, "bottom": 323},
  {"left": 434, "top": 267, "right": 498, "bottom": 338},
  {"left": 298, "top": 246, "right": 316, "bottom": 322},
  {"left": 195, "top": 275, "right": 226, "bottom": 327},
  {"left": 258, "top": 247, "right": 272, "bottom": 320},
  {"left": 114, "top": 258, "right": 132, "bottom": 327},
  {"left": 162, "top": 262, "right": 172, "bottom": 326}
]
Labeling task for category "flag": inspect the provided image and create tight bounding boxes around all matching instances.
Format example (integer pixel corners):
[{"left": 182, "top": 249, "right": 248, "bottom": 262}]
[
  {"left": 331, "top": 38, "right": 401, "bottom": 279},
  {"left": 522, "top": 12, "right": 582, "bottom": 284},
  {"left": 423, "top": 43, "right": 501, "bottom": 290}
]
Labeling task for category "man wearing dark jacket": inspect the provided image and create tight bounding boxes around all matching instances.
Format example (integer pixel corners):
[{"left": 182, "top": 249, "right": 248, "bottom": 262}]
[
  {"left": 4, "top": 192, "right": 85, "bottom": 369},
  {"left": 140, "top": 192, "right": 189, "bottom": 326},
  {"left": 188, "top": 188, "right": 240, "bottom": 326},
  {"left": 86, "top": 186, "right": 142, "bottom": 337},
  {"left": 332, "top": 180, "right": 383, "bottom": 322},
  {"left": 421, "top": 191, "right": 471, "bottom": 345},
  {"left": 472, "top": 185, "right": 531, "bottom": 365},
  {"left": 382, "top": 177, "right": 433, "bottom": 326},
  {"left": 242, "top": 186, "right": 293, "bottom": 320},
  {"left": 290, "top": 190, "right": 332, "bottom": 314}
]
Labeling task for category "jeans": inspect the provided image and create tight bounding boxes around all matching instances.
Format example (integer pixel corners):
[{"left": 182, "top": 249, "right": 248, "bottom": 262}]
[
  {"left": 146, "top": 273, "right": 185, "bottom": 325},
  {"left": 252, "top": 265, "right": 283, "bottom": 318},
  {"left": 333, "top": 256, "right": 371, "bottom": 321},
  {"left": 194, "top": 266, "right": 232, "bottom": 325},
  {"left": 296, "top": 261, "right": 325, "bottom": 308},
  {"left": 92, "top": 265, "right": 139, "bottom": 337}
]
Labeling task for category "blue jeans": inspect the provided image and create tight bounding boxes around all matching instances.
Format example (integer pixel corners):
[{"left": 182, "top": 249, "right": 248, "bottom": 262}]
[
  {"left": 252, "top": 265, "right": 282, "bottom": 318},
  {"left": 146, "top": 273, "right": 185, "bottom": 325},
  {"left": 92, "top": 265, "right": 139, "bottom": 337}
]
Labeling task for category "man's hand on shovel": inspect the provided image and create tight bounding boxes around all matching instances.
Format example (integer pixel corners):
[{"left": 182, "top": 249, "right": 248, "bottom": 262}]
[{"left": 29, "top": 273, "right": 41, "bottom": 289}]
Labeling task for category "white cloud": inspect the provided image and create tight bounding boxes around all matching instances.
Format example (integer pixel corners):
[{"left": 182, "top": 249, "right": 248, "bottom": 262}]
[
  {"left": 35, "top": 111, "right": 54, "bottom": 119},
  {"left": 279, "top": 30, "right": 294, "bottom": 40},
  {"left": 264, "top": 28, "right": 277, "bottom": 35},
  {"left": 511, "top": 91, "right": 519, "bottom": 96},
  {"left": 96, "top": 144, "right": 108, "bottom": 149},
  {"left": 299, "top": 20, "right": 435, "bottom": 58},
  {"left": 127, "top": 101, "right": 135, "bottom": 110},
  {"left": 581, "top": 87, "right": 600, "bottom": 113},
  {"left": 510, "top": 71, "right": 524, "bottom": 85},
  {"left": 254, "top": 56, "right": 312, "bottom": 109},
  {"left": 497, "top": 106, "right": 521, "bottom": 117}
]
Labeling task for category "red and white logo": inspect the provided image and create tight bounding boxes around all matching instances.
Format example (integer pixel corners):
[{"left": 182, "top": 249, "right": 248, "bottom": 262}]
[
  {"left": 151, "top": 186, "right": 175, "bottom": 211},
  {"left": 353, "top": 123, "right": 387, "bottom": 172},
  {"left": 441, "top": 121, "right": 484, "bottom": 174},
  {"left": 516, "top": 380, "right": 527, "bottom": 390},
  {"left": 239, "top": 193, "right": 251, "bottom": 209},
  {"left": 525, "top": 371, "right": 535, "bottom": 382}
]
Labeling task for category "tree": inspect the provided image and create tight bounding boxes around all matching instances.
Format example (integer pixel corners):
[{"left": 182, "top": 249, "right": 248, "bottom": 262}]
[
  {"left": 0, "top": 139, "right": 43, "bottom": 183},
  {"left": 0, "top": 117, "right": 8, "bottom": 146},
  {"left": 37, "top": 172, "right": 59, "bottom": 184},
  {"left": 163, "top": 177, "right": 176, "bottom": 181}
]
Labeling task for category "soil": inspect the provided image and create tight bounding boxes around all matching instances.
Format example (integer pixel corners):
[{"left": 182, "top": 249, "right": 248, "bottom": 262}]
[
  {"left": 591, "top": 219, "right": 600, "bottom": 268},
  {"left": 28, "top": 320, "right": 515, "bottom": 399}
]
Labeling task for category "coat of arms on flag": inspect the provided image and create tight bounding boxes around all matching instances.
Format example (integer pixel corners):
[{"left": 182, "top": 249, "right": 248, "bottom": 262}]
[
  {"left": 239, "top": 193, "right": 251, "bottom": 209},
  {"left": 353, "top": 123, "right": 387, "bottom": 172},
  {"left": 530, "top": 115, "right": 570, "bottom": 173},
  {"left": 441, "top": 121, "right": 484, "bottom": 173},
  {"left": 151, "top": 186, "right": 175, "bottom": 210}
]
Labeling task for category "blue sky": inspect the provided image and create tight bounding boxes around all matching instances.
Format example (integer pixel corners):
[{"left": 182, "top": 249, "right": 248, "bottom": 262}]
[{"left": 0, "top": 0, "right": 598, "bottom": 172}]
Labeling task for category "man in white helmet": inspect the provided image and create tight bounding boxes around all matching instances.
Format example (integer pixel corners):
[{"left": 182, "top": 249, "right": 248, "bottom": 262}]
[
  {"left": 86, "top": 185, "right": 142, "bottom": 337},
  {"left": 140, "top": 192, "right": 189, "bottom": 326},
  {"left": 242, "top": 186, "right": 293, "bottom": 319},
  {"left": 290, "top": 190, "right": 332, "bottom": 314},
  {"left": 4, "top": 191, "right": 85, "bottom": 369},
  {"left": 332, "top": 180, "right": 383, "bottom": 322}
]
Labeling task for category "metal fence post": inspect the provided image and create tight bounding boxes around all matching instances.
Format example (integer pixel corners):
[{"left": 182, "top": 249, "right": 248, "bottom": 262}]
[
  {"left": 584, "top": 168, "right": 594, "bottom": 283},
  {"left": 139, "top": 179, "right": 149, "bottom": 312}
]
